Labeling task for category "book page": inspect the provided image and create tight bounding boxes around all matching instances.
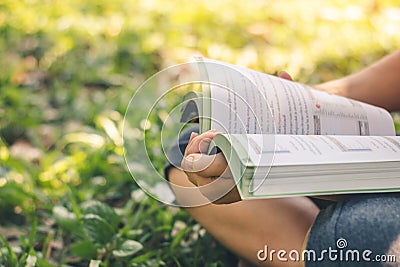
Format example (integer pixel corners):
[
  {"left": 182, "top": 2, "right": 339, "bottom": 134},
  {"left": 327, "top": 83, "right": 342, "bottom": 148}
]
[
  {"left": 235, "top": 134, "right": 400, "bottom": 167},
  {"left": 201, "top": 58, "right": 395, "bottom": 136},
  {"left": 200, "top": 63, "right": 274, "bottom": 134}
]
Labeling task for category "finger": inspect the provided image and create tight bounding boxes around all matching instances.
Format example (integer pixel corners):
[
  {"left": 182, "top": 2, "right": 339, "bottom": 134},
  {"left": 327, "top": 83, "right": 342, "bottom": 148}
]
[
  {"left": 198, "top": 176, "right": 241, "bottom": 204},
  {"left": 189, "top": 173, "right": 216, "bottom": 187},
  {"left": 185, "top": 132, "right": 210, "bottom": 156},
  {"left": 185, "top": 172, "right": 205, "bottom": 187},
  {"left": 278, "top": 71, "right": 293, "bottom": 81},
  {"left": 184, "top": 168, "right": 241, "bottom": 204},
  {"left": 188, "top": 131, "right": 199, "bottom": 143},
  {"left": 211, "top": 187, "right": 241, "bottom": 204},
  {"left": 182, "top": 153, "right": 230, "bottom": 177},
  {"left": 184, "top": 131, "right": 218, "bottom": 156},
  {"left": 185, "top": 136, "right": 213, "bottom": 156}
]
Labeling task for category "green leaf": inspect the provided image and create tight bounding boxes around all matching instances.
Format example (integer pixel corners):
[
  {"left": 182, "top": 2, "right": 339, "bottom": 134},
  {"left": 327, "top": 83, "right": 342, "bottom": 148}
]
[
  {"left": 112, "top": 240, "right": 143, "bottom": 258},
  {"left": 129, "top": 251, "right": 158, "bottom": 264},
  {"left": 53, "top": 206, "right": 81, "bottom": 234},
  {"left": 71, "top": 240, "right": 98, "bottom": 260},
  {"left": 35, "top": 258, "right": 54, "bottom": 267},
  {"left": 170, "top": 227, "right": 190, "bottom": 251},
  {"left": 81, "top": 214, "right": 115, "bottom": 245},
  {"left": 27, "top": 217, "right": 37, "bottom": 249},
  {"left": 394, "top": 120, "right": 400, "bottom": 134},
  {"left": 81, "top": 201, "right": 119, "bottom": 230},
  {"left": 0, "top": 233, "right": 18, "bottom": 266}
]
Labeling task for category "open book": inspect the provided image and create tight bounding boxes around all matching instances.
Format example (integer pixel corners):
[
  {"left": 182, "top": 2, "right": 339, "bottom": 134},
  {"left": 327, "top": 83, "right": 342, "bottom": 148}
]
[
  {"left": 180, "top": 57, "right": 400, "bottom": 199},
  {"left": 209, "top": 134, "right": 400, "bottom": 198}
]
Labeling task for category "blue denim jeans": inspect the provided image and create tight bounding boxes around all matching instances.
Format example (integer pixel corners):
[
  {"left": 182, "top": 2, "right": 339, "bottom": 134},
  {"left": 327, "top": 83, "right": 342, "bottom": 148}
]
[{"left": 306, "top": 193, "right": 400, "bottom": 266}]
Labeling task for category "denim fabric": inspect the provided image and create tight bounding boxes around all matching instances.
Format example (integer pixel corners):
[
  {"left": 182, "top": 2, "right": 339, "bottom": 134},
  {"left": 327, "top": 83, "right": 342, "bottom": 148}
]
[
  {"left": 306, "top": 193, "right": 400, "bottom": 266},
  {"left": 163, "top": 125, "right": 200, "bottom": 181}
]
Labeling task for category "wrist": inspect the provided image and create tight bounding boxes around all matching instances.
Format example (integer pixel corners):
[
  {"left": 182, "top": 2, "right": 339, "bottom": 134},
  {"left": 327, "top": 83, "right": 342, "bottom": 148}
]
[{"left": 313, "top": 78, "right": 349, "bottom": 97}]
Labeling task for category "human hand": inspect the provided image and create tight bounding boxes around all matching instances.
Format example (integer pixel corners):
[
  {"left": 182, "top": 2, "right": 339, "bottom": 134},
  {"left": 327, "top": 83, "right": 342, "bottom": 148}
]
[
  {"left": 181, "top": 130, "right": 241, "bottom": 204},
  {"left": 278, "top": 71, "right": 293, "bottom": 81},
  {"left": 180, "top": 72, "right": 292, "bottom": 204}
]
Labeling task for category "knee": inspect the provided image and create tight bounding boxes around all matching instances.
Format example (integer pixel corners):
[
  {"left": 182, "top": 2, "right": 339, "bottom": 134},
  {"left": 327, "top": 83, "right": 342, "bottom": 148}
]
[{"left": 306, "top": 193, "right": 400, "bottom": 265}]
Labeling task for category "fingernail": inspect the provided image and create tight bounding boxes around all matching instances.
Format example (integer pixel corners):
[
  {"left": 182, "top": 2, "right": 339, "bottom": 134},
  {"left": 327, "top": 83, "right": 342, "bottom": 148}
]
[
  {"left": 189, "top": 132, "right": 195, "bottom": 142},
  {"left": 186, "top": 155, "right": 195, "bottom": 161},
  {"left": 184, "top": 154, "right": 198, "bottom": 171}
]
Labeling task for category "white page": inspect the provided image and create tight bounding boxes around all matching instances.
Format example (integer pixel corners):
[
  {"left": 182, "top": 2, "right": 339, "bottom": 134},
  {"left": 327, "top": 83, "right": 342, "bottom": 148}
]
[
  {"left": 201, "top": 63, "right": 274, "bottom": 134},
  {"left": 201, "top": 58, "right": 395, "bottom": 136},
  {"left": 235, "top": 134, "right": 400, "bottom": 167}
]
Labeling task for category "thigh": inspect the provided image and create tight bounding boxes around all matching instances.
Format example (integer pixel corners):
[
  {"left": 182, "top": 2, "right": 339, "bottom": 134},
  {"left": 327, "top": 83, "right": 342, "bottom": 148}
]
[{"left": 169, "top": 167, "right": 320, "bottom": 267}]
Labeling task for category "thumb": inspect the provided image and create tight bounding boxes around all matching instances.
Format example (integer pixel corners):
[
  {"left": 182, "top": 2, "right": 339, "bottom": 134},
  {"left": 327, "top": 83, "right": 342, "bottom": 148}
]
[
  {"left": 278, "top": 71, "right": 293, "bottom": 81},
  {"left": 181, "top": 153, "right": 229, "bottom": 177}
]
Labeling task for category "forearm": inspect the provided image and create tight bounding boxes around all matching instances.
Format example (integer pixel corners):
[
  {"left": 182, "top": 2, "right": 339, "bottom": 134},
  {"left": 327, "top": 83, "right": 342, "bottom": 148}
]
[{"left": 315, "top": 51, "right": 400, "bottom": 112}]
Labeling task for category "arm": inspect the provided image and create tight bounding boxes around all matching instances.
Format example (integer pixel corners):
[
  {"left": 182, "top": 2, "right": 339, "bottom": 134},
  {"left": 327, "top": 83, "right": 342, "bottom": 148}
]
[{"left": 315, "top": 51, "right": 400, "bottom": 112}]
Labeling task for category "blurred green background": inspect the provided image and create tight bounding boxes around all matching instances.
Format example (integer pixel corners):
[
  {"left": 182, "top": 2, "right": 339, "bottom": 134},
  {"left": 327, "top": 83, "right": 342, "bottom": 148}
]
[{"left": 0, "top": 0, "right": 399, "bottom": 266}]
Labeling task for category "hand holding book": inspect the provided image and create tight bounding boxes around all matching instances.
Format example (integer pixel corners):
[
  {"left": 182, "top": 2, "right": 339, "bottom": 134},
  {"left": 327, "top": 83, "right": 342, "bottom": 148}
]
[
  {"left": 181, "top": 71, "right": 295, "bottom": 204},
  {"left": 166, "top": 52, "right": 400, "bottom": 267},
  {"left": 181, "top": 130, "right": 241, "bottom": 204},
  {"left": 179, "top": 58, "right": 400, "bottom": 200}
]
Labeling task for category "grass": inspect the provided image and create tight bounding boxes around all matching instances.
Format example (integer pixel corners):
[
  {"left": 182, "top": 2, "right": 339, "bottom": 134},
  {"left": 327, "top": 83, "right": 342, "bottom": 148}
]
[{"left": 0, "top": 0, "right": 399, "bottom": 266}]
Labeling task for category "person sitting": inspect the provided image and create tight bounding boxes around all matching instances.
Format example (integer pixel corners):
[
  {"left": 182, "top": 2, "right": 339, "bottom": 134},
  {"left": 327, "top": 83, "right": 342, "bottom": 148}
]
[{"left": 165, "top": 51, "right": 400, "bottom": 267}]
